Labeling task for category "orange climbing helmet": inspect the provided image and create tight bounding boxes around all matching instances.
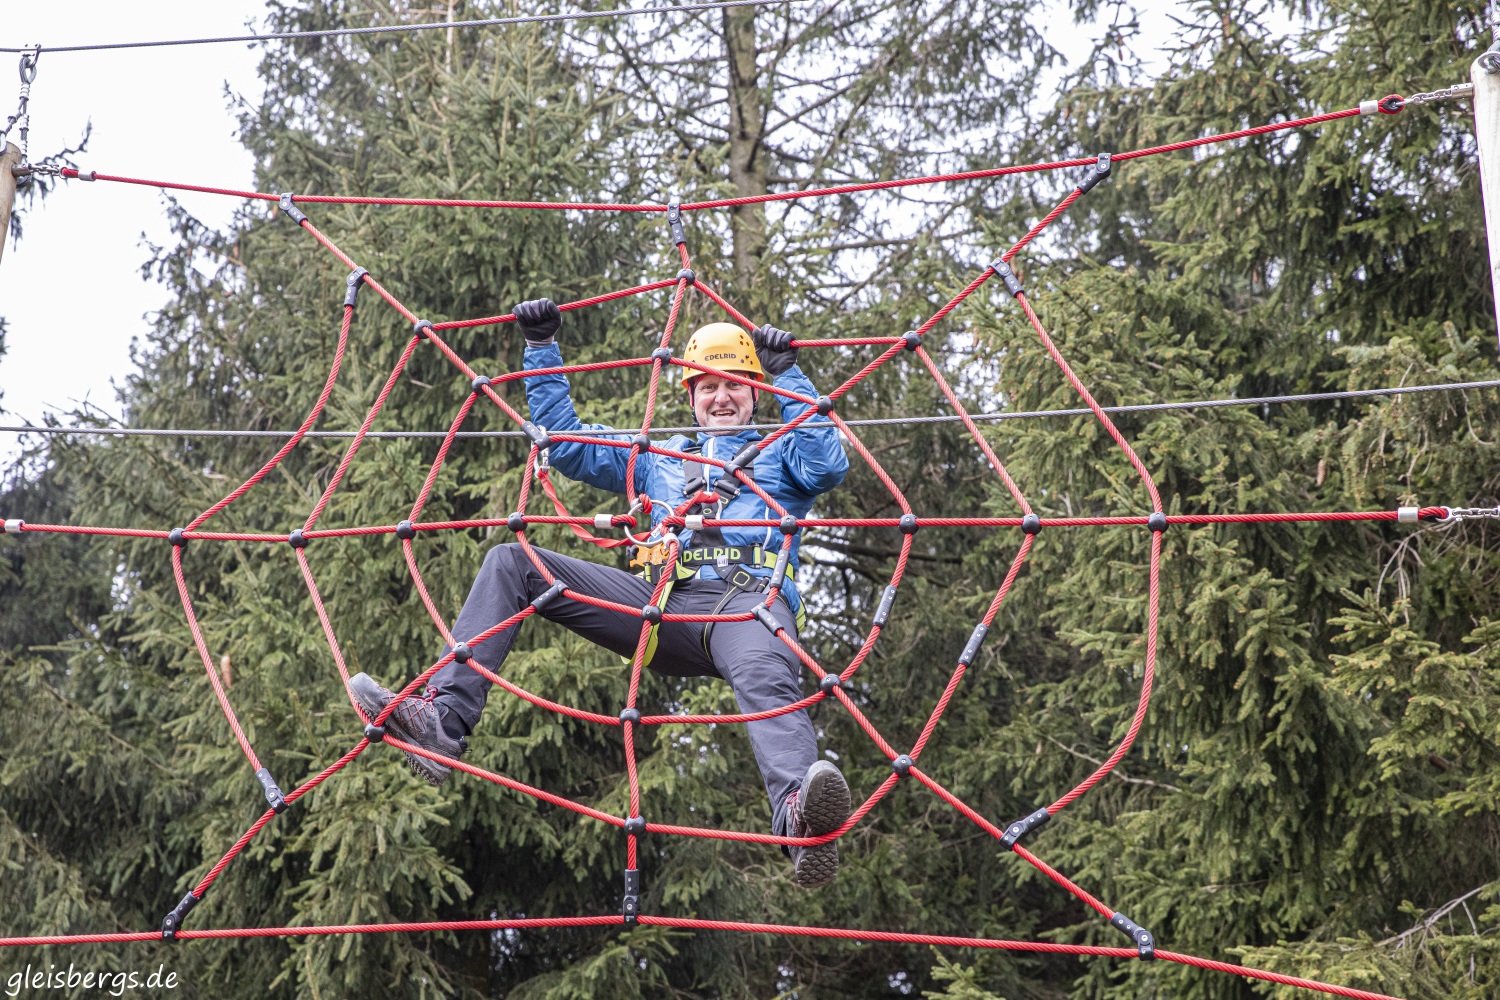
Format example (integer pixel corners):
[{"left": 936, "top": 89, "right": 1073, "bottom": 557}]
[{"left": 679, "top": 322, "right": 764, "bottom": 390}]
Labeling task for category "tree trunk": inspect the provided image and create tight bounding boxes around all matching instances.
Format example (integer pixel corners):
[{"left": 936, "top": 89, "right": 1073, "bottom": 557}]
[{"left": 722, "top": 5, "right": 767, "bottom": 291}]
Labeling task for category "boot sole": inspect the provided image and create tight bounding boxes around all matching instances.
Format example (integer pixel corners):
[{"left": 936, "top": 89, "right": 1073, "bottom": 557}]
[
  {"left": 793, "top": 762, "right": 851, "bottom": 888},
  {"left": 349, "top": 677, "right": 455, "bottom": 787},
  {"left": 800, "top": 762, "right": 852, "bottom": 835}
]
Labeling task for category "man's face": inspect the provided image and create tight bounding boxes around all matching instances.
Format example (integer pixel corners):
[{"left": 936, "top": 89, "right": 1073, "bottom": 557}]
[{"left": 691, "top": 375, "right": 757, "bottom": 434}]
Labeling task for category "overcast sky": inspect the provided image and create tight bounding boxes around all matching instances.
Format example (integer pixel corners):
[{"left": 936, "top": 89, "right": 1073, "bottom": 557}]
[
  {"left": 0, "top": 2, "right": 264, "bottom": 463},
  {"left": 0, "top": 2, "right": 1194, "bottom": 467}
]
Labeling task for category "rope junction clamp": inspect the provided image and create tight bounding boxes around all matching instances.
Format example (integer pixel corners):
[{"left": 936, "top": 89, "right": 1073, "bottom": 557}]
[
  {"left": 278, "top": 193, "right": 308, "bottom": 225},
  {"left": 344, "top": 267, "right": 368, "bottom": 308},
  {"left": 957, "top": 624, "right": 988, "bottom": 667},
  {"left": 872, "top": 585, "right": 898, "bottom": 627},
  {"left": 666, "top": 196, "right": 686, "bottom": 246},
  {"left": 991, "top": 258, "right": 1024, "bottom": 298},
  {"left": 1077, "top": 152, "right": 1112, "bottom": 194},
  {"left": 531, "top": 580, "right": 568, "bottom": 612},
  {"left": 1110, "top": 912, "right": 1156, "bottom": 960},
  {"left": 255, "top": 768, "right": 288, "bottom": 813},
  {"left": 160, "top": 891, "right": 198, "bottom": 941},
  {"left": 1000, "top": 807, "right": 1051, "bottom": 848},
  {"left": 622, "top": 868, "right": 641, "bottom": 925}
]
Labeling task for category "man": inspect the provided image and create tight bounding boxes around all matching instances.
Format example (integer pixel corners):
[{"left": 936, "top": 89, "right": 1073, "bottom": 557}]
[{"left": 351, "top": 298, "right": 853, "bottom": 887}]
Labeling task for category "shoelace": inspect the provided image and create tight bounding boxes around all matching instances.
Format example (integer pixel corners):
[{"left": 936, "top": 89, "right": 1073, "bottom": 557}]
[
  {"left": 785, "top": 790, "right": 806, "bottom": 836},
  {"left": 392, "top": 686, "right": 440, "bottom": 726}
]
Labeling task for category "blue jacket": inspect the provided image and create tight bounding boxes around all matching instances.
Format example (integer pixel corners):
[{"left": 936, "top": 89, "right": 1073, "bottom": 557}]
[{"left": 522, "top": 341, "right": 849, "bottom": 614}]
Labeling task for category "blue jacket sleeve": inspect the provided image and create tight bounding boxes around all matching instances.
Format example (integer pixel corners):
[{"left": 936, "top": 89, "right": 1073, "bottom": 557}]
[
  {"left": 522, "top": 342, "right": 647, "bottom": 495},
  {"left": 771, "top": 363, "right": 849, "bottom": 496}
]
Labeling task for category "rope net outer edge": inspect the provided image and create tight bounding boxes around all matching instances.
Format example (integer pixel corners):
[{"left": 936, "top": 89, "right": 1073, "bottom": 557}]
[
  {"left": 0, "top": 103, "right": 1419, "bottom": 1000},
  {"left": 47, "top": 100, "right": 1381, "bottom": 213}
]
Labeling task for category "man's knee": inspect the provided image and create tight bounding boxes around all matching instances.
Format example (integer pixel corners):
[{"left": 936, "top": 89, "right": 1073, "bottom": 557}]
[{"left": 482, "top": 541, "right": 530, "bottom": 574}]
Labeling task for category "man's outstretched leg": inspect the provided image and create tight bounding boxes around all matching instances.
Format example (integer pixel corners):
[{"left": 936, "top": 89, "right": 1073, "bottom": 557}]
[
  {"left": 352, "top": 542, "right": 655, "bottom": 784},
  {"left": 692, "top": 586, "right": 852, "bottom": 887}
]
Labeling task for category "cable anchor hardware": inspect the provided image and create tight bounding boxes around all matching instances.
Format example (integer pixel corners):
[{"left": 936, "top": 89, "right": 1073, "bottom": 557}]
[
  {"left": 1482, "top": 41, "right": 1500, "bottom": 75},
  {"left": 2, "top": 47, "right": 40, "bottom": 163},
  {"left": 1399, "top": 83, "right": 1475, "bottom": 107},
  {"left": 1440, "top": 505, "right": 1500, "bottom": 520}
]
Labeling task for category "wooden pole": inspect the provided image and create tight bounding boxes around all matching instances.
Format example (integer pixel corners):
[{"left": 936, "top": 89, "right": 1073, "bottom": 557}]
[
  {"left": 1473, "top": 58, "right": 1500, "bottom": 348},
  {"left": 0, "top": 141, "right": 21, "bottom": 267}
]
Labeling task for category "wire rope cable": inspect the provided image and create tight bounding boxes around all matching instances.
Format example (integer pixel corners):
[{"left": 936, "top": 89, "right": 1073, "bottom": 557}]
[
  {"left": 0, "top": 0, "right": 819, "bottom": 55},
  {"left": 5, "top": 377, "right": 1496, "bottom": 441}
]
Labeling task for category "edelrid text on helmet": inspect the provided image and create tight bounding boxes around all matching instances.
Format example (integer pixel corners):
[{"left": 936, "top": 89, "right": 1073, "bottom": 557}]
[{"left": 680, "top": 323, "right": 764, "bottom": 389}]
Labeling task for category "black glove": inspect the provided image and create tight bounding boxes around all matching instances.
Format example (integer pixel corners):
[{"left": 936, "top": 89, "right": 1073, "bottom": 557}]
[
  {"left": 513, "top": 298, "right": 562, "bottom": 347},
  {"left": 752, "top": 323, "right": 798, "bottom": 378}
]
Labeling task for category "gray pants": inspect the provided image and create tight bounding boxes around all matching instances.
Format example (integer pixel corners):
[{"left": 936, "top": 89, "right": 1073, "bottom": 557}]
[{"left": 429, "top": 542, "right": 816, "bottom": 837}]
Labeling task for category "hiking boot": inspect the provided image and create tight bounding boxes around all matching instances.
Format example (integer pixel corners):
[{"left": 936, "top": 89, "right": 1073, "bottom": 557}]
[
  {"left": 349, "top": 672, "right": 467, "bottom": 786},
  {"left": 785, "top": 760, "right": 852, "bottom": 888}
]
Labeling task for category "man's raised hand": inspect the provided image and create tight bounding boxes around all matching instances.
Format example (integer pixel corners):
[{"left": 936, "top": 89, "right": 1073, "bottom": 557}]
[
  {"left": 752, "top": 323, "right": 799, "bottom": 377},
  {"left": 514, "top": 298, "right": 562, "bottom": 346}
]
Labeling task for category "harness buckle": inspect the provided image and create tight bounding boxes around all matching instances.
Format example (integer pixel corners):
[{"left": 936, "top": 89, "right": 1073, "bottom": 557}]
[{"left": 725, "top": 566, "right": 757, "bottom": 590}]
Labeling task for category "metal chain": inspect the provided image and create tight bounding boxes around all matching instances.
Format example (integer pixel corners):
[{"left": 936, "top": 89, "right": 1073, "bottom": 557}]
[
  {"left": 1443, "top": 505, "right": 1500, "bottom": 521},
  {"left": 1396, "top": 82, "right": 1476, "bottom": 107},
  {"left": 1, "top": 47, "right": 40, "bottom": 158}
]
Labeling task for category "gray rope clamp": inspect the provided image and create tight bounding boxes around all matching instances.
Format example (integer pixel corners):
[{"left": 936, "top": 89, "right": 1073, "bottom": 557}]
[
  {"left": 2, "top": 518, "right": 24, "bottom": 534},
  {"left": 279, "top": 192, "right": 308, "bottom": 225},
  {"left": 666, "top": 196, "right": 686, "bottom": 246}
]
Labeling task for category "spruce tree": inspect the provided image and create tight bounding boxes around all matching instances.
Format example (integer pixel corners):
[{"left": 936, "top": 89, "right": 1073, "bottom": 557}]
[{"left": 3, "top": 1, "right": 1499, "bottom": 998}]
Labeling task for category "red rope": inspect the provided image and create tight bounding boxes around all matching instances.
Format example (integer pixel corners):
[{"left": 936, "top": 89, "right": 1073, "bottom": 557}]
[
  {"left": 6, "top": 104, "right": 1414, "bottom": 1000},
  {"left": 58, "top": 106, "right": 1365, "bottom": 214},
  {"left": 186, "top": 301, "right": 351, "bottom": 531},
  {"left": 170, "top": 545, "right": 261, "bottom": 771}
]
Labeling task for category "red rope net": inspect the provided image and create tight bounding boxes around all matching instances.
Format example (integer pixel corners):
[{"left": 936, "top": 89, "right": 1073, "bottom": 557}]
[{"left": 2, "top": 98, "right": 1436, "bottom": 1000}]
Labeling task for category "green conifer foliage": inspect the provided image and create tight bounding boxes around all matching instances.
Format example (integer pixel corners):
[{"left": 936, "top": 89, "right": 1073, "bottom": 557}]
[{"left": 3, "top": 1, "right": 1500, "bottom": 998}]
